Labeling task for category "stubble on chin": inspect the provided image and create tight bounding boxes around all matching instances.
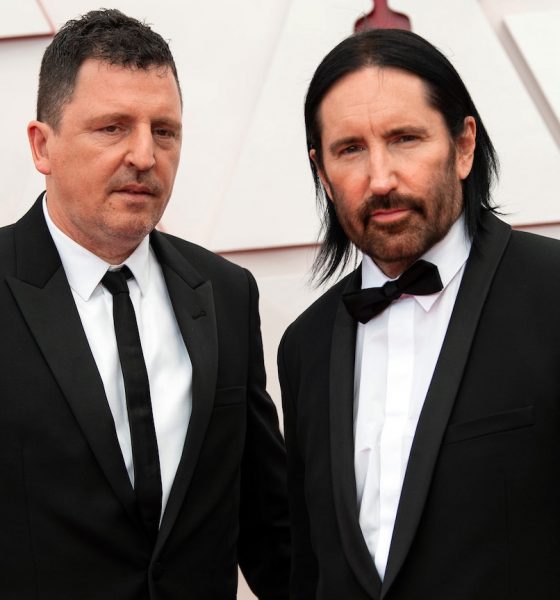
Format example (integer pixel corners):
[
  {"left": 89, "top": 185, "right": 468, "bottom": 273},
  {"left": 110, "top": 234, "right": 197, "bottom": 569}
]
[
  {"left": 93, "top": 206, "right": 161, "bottom": 253},
  {"left": 346, "top": 192, "right": 427, "bottom": 263},
  {"left": 360, "top": 212, "right": 430, "bottom": 268}
]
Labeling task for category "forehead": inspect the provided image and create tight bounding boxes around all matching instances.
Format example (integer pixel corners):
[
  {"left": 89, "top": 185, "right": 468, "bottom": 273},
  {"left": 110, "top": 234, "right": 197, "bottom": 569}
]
[
  {"left": 318, "top": 66, "right": 443, "bottom": 138},
  {"left": 68, "top": 58, "right": 182, "bottom": 114}
]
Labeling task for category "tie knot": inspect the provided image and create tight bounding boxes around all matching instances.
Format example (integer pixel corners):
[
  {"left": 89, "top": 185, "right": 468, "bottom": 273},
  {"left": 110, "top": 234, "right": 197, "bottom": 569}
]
[
  {"left": 342, "top": 260, "right": 443, "bottom": 324},
  {"left": 101, "top": 265, "right": 133, "bottom": 296},
  {"left": 381, "top": 280, "right": 399, "bottom": 300}
]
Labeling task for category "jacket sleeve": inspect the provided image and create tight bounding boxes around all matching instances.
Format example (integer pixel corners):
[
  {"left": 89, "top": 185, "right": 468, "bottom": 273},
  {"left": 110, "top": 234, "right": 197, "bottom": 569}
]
[
  {"left": 238, "top": 269, "right": 291, "bottom": 599},
  {"left": 278, "top": 324, "right": 319, "bottom": 599}
]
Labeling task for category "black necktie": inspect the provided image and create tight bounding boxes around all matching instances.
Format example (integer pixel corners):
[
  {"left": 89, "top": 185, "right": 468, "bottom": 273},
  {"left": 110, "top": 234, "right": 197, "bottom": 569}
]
[
  {"left": 101, "top": 266, "right": 162, "bottom": 541},
  {"left": 342, "top": 260, "right": 443, "bottom": 324}
]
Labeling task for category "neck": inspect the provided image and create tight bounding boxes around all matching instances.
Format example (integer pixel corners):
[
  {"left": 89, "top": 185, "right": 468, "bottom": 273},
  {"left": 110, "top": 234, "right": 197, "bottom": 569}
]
[{"left": 374, "top": 258, "right": 416, "bottom": 279}]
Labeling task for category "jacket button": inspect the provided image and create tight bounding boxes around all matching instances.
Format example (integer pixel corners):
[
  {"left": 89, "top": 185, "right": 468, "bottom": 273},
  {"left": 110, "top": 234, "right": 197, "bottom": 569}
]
[{"left": 152, "top": 561, "right": 164, "bottom": 581}]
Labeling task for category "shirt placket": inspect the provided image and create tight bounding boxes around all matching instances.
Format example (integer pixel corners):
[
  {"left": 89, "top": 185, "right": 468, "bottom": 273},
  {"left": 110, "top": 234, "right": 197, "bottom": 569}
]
[{"left": 375, "top": 297, "right": 415, "bottom": 578}]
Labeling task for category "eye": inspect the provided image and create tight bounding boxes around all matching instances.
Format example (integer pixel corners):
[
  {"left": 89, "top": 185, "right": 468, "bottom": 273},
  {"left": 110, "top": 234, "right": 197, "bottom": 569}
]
[
  {"left": 395, "top": 134, "right": 418, "bottom": 144},
  {"left": 100, "top": 124, "right": 122, "bottom": 134},
  {"left": 154, "top": 127, "right": 178, "bottom": 139},
  {"left": 340, "top": 144, "right": 363, "bottom": 155}
]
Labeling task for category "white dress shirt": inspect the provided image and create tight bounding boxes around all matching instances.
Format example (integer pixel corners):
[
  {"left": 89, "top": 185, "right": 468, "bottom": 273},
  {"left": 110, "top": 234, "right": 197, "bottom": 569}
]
[
  {"left": 43, "top": 198, "right": 192, "bottom": 518},
  {"left": 353, "top": 216, "right": 471, "bottom": 579}
]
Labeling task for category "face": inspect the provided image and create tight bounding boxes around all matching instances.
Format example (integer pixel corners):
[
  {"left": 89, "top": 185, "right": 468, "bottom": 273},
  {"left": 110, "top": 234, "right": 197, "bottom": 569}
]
[
  {"left": 313, "top": 67, "right": 475, "bottom": 277},
  {"left": 28, "top": 59, "right": 182, "bottom": 263}
]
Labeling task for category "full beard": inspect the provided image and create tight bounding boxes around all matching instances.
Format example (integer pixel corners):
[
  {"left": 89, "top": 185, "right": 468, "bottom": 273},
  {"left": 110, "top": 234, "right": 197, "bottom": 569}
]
[
  {"left": 333, "top": 156, "right": 463, "bottom": 273},
  {"left": 357, "top": 190, "right": 449, "bottom": 266}
]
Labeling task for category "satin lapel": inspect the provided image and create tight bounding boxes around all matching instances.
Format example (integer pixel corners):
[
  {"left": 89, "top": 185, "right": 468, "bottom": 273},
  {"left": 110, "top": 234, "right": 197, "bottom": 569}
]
[
  {"left": 149, "top": 233, "right": 218, "bottom": 552},
  {"left": 330, "top": 268, "right": 382, "bottom": 599},
  {"left": 381, "top": 213, "right": 512, "bottom": 597},
  {"left": 7, "top": 199, "right": 139, "bottom": 525}
]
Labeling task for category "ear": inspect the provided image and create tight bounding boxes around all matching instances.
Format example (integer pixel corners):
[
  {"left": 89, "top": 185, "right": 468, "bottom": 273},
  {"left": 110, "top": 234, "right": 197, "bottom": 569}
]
[
  {"left": 27, "top": 120, "right": 53, "bottom": 175},
  {"left": 310, "top": 148, "right": 333, "bottom": 201},
  {"left": 454, "top": 116, "right": 476, "bottom": 180}
]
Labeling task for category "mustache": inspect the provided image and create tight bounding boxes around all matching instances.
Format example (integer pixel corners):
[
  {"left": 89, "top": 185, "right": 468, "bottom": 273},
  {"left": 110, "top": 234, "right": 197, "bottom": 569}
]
[
  {"left": 108, "top": 170, "right": 163, "bottom": 196},
  {"left": 359, "top": 192, "right": 424, "bottom": 220}
]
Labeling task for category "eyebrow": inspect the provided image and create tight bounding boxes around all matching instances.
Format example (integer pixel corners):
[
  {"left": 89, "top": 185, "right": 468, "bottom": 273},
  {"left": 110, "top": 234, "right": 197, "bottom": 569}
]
[
  {"left": 327, "top": 125, "right": 430, "bottom": 155},
  {"left": 86, "top": 113, "right": 130, "bottom": 126},
  {"left": 152, "top": 117, "right": 182, "bottom": 132},
  {"left": 87, "top": 113, "right": 182, "bottom": 130},
  {"left": 384, "top": 125, "right": 430, "bottom": 138},
  {"left": 328, "top": 136, "right": 363, "bottom": 155}
]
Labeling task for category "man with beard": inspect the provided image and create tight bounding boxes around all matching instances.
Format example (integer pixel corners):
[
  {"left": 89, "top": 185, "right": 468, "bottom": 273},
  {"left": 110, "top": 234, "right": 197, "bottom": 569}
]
[
  {"left": 279, "top": 28, "right": 560, "bottom": 600},
  {"left": 0, "top": 9, "right": 289, "bottom": 599}
]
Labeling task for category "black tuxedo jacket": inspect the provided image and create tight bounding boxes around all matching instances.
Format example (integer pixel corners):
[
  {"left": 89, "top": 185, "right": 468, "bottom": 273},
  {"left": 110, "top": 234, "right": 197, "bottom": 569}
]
[
  {"left": 279, "top": 212, "right": 560, "bottom": 600},
  {"left": 0, "top": 197, "right": 289, "bottom": 600}
]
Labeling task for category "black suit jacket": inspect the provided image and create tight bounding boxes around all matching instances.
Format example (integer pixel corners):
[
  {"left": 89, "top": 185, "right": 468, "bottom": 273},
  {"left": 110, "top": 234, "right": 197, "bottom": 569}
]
[
  {"left": 279, "top": 212, "right": 560, "bottom": 600},
  {"left": 0, "top": 197, "right": 289, "bottom": 600}
]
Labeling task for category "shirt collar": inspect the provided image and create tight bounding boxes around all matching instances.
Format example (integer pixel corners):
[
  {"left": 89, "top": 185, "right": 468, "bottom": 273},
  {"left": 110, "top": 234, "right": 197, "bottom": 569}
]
[
  {"left": 43, "top": 196, "right": 151, "bottom": 301},
  {"left": 361, "top": 214, "right": 471, "bottom": 311}
]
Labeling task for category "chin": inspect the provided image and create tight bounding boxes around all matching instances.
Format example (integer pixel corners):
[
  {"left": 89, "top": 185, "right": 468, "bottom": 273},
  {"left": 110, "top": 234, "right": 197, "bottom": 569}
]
[{"left": 105, "top": 221, "right": 155, "bottom": 243}]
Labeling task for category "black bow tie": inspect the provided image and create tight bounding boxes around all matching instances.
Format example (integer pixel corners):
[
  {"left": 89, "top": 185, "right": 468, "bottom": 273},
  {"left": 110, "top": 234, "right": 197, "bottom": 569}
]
[{"left": 342, "top": 260, "right": 443, "bottom": 324}]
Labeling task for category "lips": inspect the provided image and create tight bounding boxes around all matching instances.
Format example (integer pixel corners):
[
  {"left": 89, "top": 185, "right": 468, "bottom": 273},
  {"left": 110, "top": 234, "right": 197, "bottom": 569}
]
[
  {"left": 371, "top": 207, "right": 409, "bottom": 217},
  {"left": 114, "top": 184, "right": 154, "bottom": 195},
  {"left": 360, "top": 192, "right": 424, "bottom": 224},
  {"left": 369, "top": 207, "right": 413, "bottom": 226}
]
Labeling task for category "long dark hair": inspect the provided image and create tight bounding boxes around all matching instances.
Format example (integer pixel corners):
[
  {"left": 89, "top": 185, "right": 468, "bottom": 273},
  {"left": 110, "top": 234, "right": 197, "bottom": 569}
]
[{"left": 305, "top": 28, "right": 499, "bottom": 284}]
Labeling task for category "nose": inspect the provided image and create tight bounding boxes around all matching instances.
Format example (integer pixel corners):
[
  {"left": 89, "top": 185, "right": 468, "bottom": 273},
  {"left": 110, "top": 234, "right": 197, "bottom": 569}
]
[
  {"left": 367, "top": 147, "right": 397, "bottom": 196},
  {"left": 125, "top": 127, "right": 156, "bottom": 171}
]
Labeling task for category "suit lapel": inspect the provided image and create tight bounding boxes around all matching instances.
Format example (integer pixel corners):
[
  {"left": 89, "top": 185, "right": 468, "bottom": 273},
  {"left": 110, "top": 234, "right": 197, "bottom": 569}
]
[
  {"left": 381, "top": 213, "right": 512, "bottom": 597},
  {"left": 149, "top": 232, "right": 218, "bottom": 552},
  {"left": 330, "top": 268, "right": 383, "bottom": 600},
  {"left": 7, "top": 199, "right": 139, "bottom": 526},
  {"left": 9, "top": 202, "right": 219, "bottom": 548}
]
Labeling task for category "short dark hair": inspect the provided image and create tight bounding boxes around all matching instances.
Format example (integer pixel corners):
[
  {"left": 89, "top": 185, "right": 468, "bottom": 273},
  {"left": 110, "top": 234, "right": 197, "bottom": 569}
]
[
  {"left": 305, "top": 28, "right": 499, "bottom": 284},
  {"left": 37, "top": 8, "right": 181, "bottom": 129}
]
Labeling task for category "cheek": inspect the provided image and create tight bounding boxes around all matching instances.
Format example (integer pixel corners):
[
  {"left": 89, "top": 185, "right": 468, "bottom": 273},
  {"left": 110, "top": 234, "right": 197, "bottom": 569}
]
[
  {"left": 158, "top": 148, "right": 181, "bottom": 175},
  {"left": 332, "top": 195, "right": 364, "bottom": 236},
  {"left": 407, "top": 154, "right": 451, "bottom": 196},
  {"left": 407, "top": 156, "right": 439, "bottom": 185},
  {"left": 49, "top": 148, "right": 77, "bottom": 174},
  {"left": 329, "top": 167, "right": 368, "bottom": 204}
]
